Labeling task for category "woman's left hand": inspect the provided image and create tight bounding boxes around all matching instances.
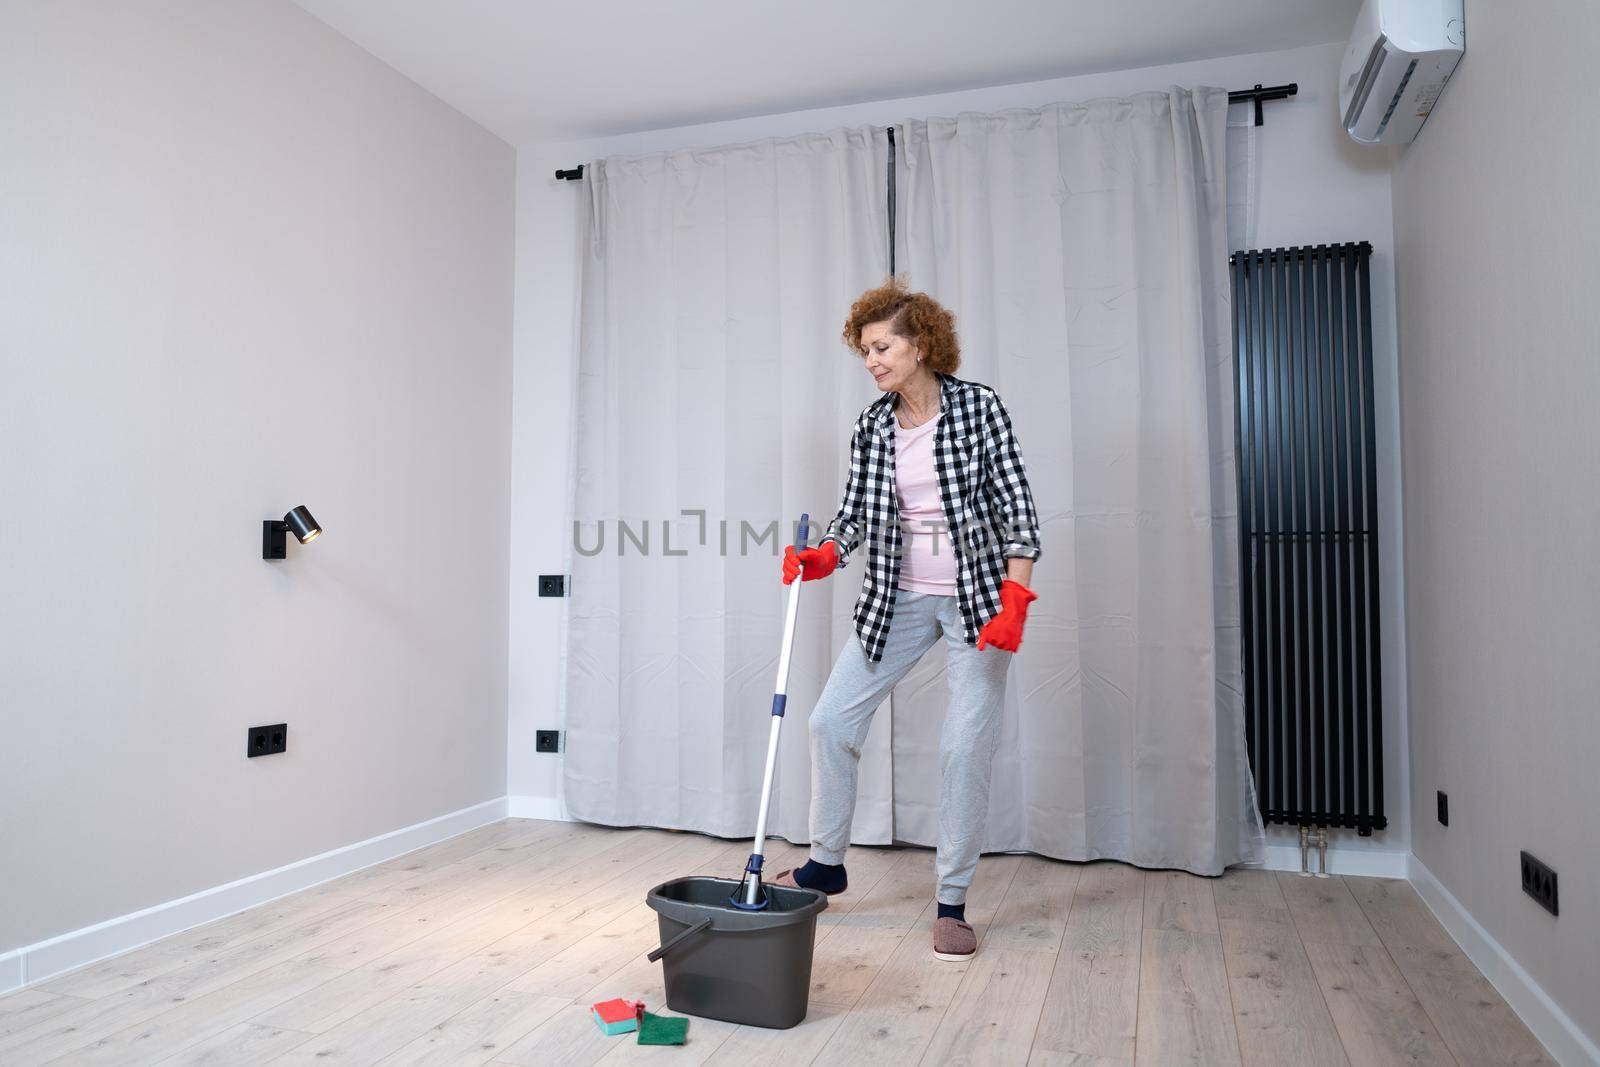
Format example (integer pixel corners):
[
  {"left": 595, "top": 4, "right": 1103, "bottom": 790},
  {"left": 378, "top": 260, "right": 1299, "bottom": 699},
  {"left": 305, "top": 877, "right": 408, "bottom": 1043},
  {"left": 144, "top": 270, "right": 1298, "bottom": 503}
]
[{"left": 976, "top": 579, "right": 1039, "bottom": 652}]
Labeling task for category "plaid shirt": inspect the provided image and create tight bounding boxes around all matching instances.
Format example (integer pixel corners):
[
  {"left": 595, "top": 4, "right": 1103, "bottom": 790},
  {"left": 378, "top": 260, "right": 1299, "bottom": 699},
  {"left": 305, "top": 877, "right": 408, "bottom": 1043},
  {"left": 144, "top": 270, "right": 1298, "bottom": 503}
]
[{"left": 820, "top": 372, "right": 1042, "bottom": 663}]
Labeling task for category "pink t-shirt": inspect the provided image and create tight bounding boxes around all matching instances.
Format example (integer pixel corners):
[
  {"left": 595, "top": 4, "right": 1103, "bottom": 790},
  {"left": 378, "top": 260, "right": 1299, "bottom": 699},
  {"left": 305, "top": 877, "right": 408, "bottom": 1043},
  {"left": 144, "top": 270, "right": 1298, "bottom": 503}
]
[{"left": 894, "top": 412, "right": 957, "bottom": 595}]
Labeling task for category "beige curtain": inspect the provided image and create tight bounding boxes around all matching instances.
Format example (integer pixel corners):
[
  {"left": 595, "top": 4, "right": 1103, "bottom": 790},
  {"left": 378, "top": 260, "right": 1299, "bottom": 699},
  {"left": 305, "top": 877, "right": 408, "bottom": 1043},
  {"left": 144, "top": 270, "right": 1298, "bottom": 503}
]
[
  {"left": 562, "top": 128, "right": 899, "bottom": 847},
  {"left": 889, "top": 87, "right": 1264, "bottom": 873},
  {"left": 563, "top": 88, "right": 1266, "bottom": 875}
]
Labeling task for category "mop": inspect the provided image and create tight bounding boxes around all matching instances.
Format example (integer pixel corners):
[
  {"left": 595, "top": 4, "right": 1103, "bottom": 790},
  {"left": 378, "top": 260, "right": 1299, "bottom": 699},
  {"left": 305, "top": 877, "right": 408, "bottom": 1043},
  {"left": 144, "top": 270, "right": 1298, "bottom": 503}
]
[
  {"left": 640, "top": 531, "right": 830, "bottom": 1028},
  {"left": 729, "top": 513, "right": 812, "bottom": 911}
]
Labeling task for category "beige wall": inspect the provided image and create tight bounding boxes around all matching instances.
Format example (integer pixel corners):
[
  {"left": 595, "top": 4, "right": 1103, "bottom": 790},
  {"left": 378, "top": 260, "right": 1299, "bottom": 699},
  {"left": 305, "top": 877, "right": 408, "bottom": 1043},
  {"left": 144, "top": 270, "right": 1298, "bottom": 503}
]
[
  {"left": 1392, "top": 0, "right": 1599, "bottom": 1039},
  {"left": 0, "top": 0, "right": 515, "bottom": 954}
]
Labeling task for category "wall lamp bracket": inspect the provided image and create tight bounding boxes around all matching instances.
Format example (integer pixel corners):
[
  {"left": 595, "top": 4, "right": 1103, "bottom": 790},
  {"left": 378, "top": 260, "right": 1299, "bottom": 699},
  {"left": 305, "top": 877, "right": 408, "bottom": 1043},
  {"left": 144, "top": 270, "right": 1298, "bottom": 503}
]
[{"left": 263, "top": 505, "right": 323, "bottom": 560}]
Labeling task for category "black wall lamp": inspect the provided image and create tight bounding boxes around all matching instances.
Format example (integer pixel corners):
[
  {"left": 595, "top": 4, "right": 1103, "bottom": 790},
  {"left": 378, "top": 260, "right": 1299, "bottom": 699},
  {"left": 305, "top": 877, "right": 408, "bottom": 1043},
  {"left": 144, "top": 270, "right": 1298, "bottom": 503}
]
[{"left": 263, "top": 505, "right": 322, "bottom": 560}]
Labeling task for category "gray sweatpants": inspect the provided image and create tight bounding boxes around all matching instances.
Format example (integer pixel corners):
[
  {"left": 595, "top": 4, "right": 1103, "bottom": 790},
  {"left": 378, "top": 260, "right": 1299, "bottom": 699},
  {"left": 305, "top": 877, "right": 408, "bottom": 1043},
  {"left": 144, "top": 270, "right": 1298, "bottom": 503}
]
[{"left": 806, "top": 588, "right": 1011, "bottom": 905}]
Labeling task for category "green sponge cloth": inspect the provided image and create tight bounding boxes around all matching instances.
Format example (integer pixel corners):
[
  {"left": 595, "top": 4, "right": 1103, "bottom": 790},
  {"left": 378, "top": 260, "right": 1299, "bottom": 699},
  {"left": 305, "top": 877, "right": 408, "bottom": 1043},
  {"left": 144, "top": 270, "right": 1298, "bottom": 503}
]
[{"left": 637, "top": 1010, "right": 689, "bottom": 1045}]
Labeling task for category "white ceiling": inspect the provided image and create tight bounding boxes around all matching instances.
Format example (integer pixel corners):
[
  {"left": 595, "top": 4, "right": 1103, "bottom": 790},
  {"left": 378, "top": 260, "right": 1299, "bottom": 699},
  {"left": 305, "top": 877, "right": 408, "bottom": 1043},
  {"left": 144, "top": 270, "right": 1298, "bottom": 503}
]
[{"left": 294, "top": 0, "right": 1361, "bottom": 145}]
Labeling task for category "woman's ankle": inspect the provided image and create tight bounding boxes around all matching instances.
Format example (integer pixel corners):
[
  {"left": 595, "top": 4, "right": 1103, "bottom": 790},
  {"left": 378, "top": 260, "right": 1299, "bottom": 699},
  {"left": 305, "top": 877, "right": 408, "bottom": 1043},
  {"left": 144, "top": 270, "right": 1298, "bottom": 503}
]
[{"left": 794, "top": 858, "right": 847, "bottom": 892}]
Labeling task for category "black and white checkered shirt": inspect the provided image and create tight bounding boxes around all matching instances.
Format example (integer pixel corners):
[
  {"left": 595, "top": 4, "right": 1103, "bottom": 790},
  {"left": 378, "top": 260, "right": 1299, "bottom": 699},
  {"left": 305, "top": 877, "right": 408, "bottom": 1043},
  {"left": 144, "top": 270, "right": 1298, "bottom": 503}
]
[{"left": 820, "top": 372, "right": 1042, "bottom": 663}]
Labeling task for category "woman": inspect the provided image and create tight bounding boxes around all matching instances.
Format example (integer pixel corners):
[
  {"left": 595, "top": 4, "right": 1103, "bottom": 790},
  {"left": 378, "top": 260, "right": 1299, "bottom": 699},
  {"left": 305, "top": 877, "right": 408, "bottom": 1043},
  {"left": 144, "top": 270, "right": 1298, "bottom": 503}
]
[{"left": 773, "top": 275, "right": 1042, "bottom": 962}]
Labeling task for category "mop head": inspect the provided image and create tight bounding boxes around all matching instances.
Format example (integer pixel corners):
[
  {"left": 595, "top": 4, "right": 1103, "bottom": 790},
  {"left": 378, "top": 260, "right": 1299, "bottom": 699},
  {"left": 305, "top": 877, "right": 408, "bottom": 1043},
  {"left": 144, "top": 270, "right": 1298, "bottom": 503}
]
[
  {"left": 638, "top": 1010, "right": 690, "bottom": 1045},
  {"left": 728, "top": 870, "right": 770, "bottom": 910}
]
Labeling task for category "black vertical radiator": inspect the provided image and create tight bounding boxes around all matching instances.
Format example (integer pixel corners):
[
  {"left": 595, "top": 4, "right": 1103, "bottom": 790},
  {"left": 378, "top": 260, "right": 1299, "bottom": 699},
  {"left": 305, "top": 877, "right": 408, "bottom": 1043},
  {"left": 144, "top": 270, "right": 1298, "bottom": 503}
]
[{"left": 1230, "top": 242, "right": 1386, "bottom": 837}]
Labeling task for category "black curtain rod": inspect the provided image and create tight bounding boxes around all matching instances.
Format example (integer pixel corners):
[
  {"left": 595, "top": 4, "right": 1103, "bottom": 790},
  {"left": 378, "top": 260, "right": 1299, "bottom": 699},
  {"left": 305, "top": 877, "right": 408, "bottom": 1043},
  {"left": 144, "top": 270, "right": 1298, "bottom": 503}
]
[
  {"left": 1229, "top": 82, "right": 1298, "bottom": 127},
  {"left": 554, "top": 81, "right": 1297, "bottom": 179}
]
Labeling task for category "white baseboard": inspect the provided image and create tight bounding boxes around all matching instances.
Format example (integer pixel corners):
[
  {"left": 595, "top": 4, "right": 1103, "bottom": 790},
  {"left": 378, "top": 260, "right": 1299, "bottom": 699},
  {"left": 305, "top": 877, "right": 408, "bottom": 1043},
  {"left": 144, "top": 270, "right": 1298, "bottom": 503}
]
[
  {"left": 1245, "top": 842, "right": 1412, "bottom": 878},
  {"left": 1409, "top": 855, "right": 1599, "bottom": 1067},
  {"left": 0, "top": 797, "right": 509, "bottom": 994},
  {"left": 507, "top": 794, "right": 571, "bottom": 822}
]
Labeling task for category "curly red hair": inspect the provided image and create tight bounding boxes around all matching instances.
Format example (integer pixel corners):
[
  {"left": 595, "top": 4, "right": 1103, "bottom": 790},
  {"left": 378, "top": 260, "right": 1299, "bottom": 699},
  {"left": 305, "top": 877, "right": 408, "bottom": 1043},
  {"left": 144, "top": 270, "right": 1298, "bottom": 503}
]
[{"left": 841, "top": 274, "right": 960, "bottom": 374}]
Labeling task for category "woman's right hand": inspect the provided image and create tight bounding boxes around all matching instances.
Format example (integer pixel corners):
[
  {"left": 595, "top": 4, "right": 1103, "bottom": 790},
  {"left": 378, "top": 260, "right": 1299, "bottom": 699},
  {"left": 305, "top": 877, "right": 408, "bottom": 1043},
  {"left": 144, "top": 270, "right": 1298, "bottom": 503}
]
[{"left": 782, "top": 540, "right": 839, "bottom": 584}]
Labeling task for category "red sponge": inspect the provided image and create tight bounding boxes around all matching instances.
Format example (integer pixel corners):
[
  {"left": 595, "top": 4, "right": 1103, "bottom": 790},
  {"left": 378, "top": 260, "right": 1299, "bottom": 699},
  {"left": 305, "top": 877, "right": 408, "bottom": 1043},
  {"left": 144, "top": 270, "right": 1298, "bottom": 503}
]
[{"left": 591, "top": 998, "right": 645, "bottom": 1035}]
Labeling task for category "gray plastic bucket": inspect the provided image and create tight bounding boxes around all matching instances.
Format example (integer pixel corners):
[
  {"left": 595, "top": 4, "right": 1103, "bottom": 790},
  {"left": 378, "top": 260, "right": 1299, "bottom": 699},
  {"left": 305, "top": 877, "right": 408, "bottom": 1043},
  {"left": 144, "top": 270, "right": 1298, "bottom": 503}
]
[{"left": 645, "top": 875, "right": 828, "bottom": 1029}]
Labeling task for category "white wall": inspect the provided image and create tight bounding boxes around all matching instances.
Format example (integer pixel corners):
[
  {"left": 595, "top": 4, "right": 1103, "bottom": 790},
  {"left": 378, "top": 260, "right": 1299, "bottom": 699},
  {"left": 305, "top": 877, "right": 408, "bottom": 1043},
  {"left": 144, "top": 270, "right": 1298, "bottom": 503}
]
[
  {"left": 509, "top": 40, "right": 1411, "bottom": 864},
  {"left": 0, "top": 0, "right": 515, "bottom": 957},
  {"left": 1392, "top": 0, "right": 1600, "bottom": 1046}
]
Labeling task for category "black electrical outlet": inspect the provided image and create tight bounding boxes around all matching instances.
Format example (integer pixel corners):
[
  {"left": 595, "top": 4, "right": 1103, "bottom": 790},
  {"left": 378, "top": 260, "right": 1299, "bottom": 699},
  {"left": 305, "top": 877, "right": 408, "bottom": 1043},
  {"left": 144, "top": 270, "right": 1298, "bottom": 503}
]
[
  {"left": 536, "top": 730, "right": 562, "bottom": 753},
  {"left": 538, "top": 575, "right": 567, "bottom": 597},
  {"left": 1521, "top": 851, "right": 1558, "bottom": 916},
  {"left": 247, "top": 723, "right": 288, "bottom": 758},
  {"left": 1437, "top": 790, "right": 1449, "bottom": 826}
]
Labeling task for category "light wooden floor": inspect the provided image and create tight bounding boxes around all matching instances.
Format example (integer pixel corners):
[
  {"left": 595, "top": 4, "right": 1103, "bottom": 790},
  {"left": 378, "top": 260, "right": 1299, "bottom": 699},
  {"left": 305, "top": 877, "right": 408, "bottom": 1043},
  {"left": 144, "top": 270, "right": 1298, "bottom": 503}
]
[{"left": 0, "top": 819, "right": 1554, "bottom": 1066}]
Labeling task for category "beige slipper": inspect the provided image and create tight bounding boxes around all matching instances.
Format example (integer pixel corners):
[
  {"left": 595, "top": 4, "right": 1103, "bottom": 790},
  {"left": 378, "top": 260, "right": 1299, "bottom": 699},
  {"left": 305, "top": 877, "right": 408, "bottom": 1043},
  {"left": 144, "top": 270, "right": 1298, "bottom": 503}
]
[{"left": 933, "top": 915, "right": 977, "bottom": 961}]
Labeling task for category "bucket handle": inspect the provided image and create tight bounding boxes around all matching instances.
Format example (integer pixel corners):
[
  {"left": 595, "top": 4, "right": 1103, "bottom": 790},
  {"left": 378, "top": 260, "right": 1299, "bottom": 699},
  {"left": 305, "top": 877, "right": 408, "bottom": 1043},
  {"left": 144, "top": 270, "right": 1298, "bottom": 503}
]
[{"left": 647, "top": 917, "right": 713, "bottom": 962}]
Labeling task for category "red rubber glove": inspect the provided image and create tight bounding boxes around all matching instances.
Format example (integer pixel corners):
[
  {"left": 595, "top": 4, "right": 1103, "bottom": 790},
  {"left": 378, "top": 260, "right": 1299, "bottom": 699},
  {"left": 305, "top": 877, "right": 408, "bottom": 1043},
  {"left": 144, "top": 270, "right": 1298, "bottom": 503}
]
[
  {"left": 782, "top": 540, "right": 839, "bottom": 585},
  {"left": 977, "top": 579, "right": 1038, "bottom": 652}
]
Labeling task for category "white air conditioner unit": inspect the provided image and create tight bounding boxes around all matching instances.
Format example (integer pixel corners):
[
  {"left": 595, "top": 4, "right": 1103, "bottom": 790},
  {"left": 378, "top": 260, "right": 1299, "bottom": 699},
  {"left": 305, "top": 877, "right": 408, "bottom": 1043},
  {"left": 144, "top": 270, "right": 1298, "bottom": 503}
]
[{"left": 1339, "top": 0, "right": 1465, "bottom": 144}]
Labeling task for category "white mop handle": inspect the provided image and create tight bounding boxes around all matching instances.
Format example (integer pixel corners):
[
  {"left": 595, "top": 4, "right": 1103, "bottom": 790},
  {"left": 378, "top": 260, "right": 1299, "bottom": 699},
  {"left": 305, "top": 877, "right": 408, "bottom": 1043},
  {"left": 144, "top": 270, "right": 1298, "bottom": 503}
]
[
  {"left": 749, "top": 514, "right": 808, "bottom": 855},
  {"left": 773, "top": 560, "right": 804, "bottom": 699}
]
